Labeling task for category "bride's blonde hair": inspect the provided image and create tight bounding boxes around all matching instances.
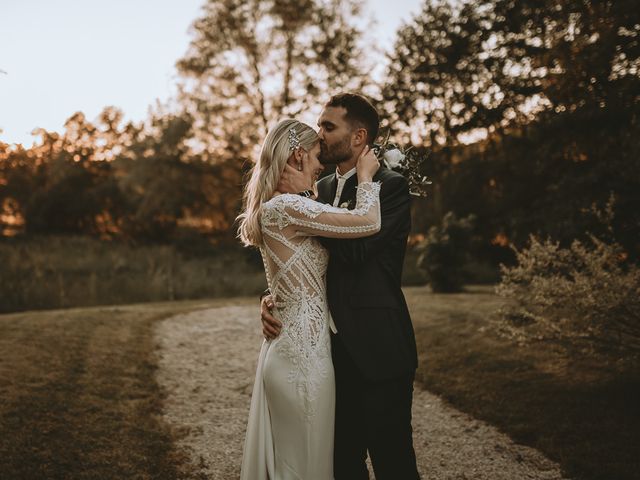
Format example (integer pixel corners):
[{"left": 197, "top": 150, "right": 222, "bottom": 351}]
[{"left": 237, "top": 119, "right": 319, "bottom": 247}]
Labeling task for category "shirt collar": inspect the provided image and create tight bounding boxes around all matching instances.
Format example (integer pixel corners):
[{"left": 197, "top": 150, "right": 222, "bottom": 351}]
[{"left": 335, "top": 165, "right": 357, "bottom": 181}]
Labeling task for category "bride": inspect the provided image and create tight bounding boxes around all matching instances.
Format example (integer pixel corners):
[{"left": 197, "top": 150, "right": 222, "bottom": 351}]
[{"left": 237, "top": 118, "right": 381, "bottom": 479}]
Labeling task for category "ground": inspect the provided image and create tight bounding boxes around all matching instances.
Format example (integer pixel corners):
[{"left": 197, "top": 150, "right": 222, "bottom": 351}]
[{"left": 155, "top": 302, "right": 568, "bottom": 479}]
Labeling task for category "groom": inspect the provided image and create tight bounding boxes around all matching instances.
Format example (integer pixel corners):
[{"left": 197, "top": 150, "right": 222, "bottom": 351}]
[{"left": 261, "top": 93, "right": 420, "bottom": 479}]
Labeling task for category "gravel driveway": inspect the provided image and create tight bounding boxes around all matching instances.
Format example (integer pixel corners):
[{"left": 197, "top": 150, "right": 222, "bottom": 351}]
[{"left": 154, "top": 304, "right": 569, "bottom": 480}]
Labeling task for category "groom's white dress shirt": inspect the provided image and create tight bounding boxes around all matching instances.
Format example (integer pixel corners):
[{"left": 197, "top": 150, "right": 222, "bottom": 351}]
[{"left": 332, "top": 166, "right": 357, "bottom": 206}]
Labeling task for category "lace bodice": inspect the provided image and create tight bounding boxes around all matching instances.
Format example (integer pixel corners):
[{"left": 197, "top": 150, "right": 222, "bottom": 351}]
[{"left": 259, "top": 181, "right": 381, "bottom": 417}]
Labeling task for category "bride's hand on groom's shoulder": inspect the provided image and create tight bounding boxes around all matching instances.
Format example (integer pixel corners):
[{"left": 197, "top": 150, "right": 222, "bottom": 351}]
[
  {"left": 356, "top": 145, "right": 380, "bottom": 183},
  {"left": 261, "top": 295, "right": 282, "bottom": 339}
]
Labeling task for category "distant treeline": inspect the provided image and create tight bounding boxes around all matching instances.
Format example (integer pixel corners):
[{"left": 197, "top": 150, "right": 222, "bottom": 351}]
[
  {"left": 0, "top": 0, "right": 638, "bottom": 266},
  {"left": 0, "top": 112, "right": 245, "bottom": 244}
]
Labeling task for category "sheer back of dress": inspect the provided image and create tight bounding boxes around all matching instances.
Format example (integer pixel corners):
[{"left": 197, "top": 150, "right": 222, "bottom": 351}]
[
  {"left": 258, "top": 182, "right": 381, "bottom": 418},
  {"left": 259, "top": 182, "right": 381, "bottom": 334}
]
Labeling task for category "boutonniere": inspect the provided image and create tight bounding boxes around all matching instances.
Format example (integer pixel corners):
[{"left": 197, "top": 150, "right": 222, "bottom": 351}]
[{"left": 339, "top": 199, "right": 356, "bottom": 209}]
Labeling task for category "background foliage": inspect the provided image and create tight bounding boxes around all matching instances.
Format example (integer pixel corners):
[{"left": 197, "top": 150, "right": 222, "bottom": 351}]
[
  {"left": 2, "top": 0, "right": 637, "bottom": 259},
  {"left": 1, "top": 2, "right": 638, "bottom": 479},
  {"left": 1, "top": 0, "right": 638, "bottom": 302}
]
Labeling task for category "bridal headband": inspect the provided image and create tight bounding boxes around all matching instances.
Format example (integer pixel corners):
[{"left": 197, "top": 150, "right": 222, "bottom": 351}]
[{"left": 288, "top": 126, "right": 301, "bottom": 151}]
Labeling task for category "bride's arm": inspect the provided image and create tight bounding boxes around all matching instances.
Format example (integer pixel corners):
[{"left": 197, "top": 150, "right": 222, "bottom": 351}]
[
  {"left": 320, "top": 174, "right": 410, "bottom": 263},
  {"left": 275, "top": 181, "right": 381, "bottom": 239}
]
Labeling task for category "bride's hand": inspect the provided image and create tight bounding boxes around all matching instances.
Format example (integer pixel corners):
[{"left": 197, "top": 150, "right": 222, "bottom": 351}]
[{"left": 356, "top": 145, "right": 380, "bottom": 183}]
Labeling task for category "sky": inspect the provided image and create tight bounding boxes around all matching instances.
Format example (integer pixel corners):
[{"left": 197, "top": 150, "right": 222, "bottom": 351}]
[{"left": 0, "top": 0, "right": 423, "bottom": 147}]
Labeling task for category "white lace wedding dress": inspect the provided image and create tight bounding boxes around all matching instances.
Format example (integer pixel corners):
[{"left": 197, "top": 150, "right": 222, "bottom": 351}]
[{"left": 240, "top": 181, "right": 381, "bottom": 480}]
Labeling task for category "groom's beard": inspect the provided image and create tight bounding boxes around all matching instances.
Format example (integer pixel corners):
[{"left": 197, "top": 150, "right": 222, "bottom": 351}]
[{"left": 319, "top": 138, "right": 351, "bottom": 165}]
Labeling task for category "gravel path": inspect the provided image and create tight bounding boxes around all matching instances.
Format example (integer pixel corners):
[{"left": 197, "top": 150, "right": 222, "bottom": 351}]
[{"left": 154, "top": 304, "right": 569, "bottom": 480}]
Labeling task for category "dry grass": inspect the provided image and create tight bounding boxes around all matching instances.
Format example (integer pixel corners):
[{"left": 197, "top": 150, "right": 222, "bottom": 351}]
[
  {"left": 1, "top": 286, "right": 636, "bottom": 480},
  {"left": 0, "top": 299, "right": 236, "bottom": 479},
  {"left": 0, "top": 235, "right": 431, "bottom": 315},
  {"left": 0, "top": 235, "right": 266, "bottom": 313},
  {"left": 406, "top": 285, "right": 640, "bottom": 480}
]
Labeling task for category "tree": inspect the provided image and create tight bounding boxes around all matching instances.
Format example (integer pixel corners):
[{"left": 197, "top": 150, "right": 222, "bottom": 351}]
[
  {"left": 383, "top": 0, "right": 640, "bottom": 146},
  {"left": 113, "top": 112, "right": 244, "bottom": 243},
  {"left": 493, "top": 0, "right": 640, "bottom": 116},
  {"left": 489, "top": 0, "right": 640, "bottom": 255},
  {"left": 382, "top": 0, "right": 543, "bottom": 147},
  {"left": 0, "top": 113, "right": 124, "bottom": 236},
  {"left": 176, "top": 0, "right": 372, "bottom": 162},
  {"left": 386, "top": 0, "right": 640, "bottom": 267},
  {"left": 0, "top": 107, "right": 245, "bottom": 243}
]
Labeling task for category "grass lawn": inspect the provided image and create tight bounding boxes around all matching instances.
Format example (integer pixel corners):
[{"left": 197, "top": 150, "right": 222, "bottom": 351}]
[
  {"left": 1, "top": 288, "right": 637, "bottom": 479},
  {"left": 0, "top": 299, "right": 239, "bottom": 480},
  {"left": 406, "top": 285, "right": 640, "bottom": 480}
]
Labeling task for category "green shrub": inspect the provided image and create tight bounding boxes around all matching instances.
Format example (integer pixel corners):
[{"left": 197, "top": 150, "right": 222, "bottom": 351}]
[
  {"left": 496, "top": 234, "right": 640, "bottom": 361},
  {"left": 416, "top": 212, "right": 476, "bottom": 293}
]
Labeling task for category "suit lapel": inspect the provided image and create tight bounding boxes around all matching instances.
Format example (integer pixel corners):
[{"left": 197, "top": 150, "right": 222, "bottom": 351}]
[
  {"left": 338, "top": 174, "right": 359, "bottom": 209},
  {"left": 337, "top": 167, "right": 389, "bottom": 208},
  {"left": 319, "top": 166, "right": 387, "bottom": 208},
  {"left": 317, "top": 173, "right": 337, "bottom": 205}
]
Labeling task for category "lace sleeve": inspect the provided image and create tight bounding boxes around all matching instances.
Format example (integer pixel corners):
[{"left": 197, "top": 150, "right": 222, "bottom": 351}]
[{"left": 269, "top": 181, "right": 381, "bottom": 238}]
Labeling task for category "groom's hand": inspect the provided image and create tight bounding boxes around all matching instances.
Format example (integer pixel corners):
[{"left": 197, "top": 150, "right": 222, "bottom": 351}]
[
  {"left": 278, "top": 164, "right": 308, "bottom": 193},
  {"left": 261, "top": 295, "right": 282, "bottom": 339}
]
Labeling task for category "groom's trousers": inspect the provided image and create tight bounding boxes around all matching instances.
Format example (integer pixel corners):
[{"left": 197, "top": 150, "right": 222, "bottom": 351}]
[{"left": 331, "top": 332, "right": 420, "bottom": 480}]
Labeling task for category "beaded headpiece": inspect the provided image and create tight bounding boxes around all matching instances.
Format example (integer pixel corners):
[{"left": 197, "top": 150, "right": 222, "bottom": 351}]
[{"left": 288, "top": 126, "right": 301, "bottom": 151}]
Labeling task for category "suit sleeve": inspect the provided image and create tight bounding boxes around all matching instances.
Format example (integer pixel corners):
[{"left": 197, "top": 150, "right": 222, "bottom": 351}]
[{"left": 319, "top": 175, "right": 410, "bottom": 264}]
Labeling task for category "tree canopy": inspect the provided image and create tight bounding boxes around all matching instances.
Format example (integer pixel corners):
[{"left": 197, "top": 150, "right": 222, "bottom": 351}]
[
  {"left": 1, "top": 0, "right": 638, "bottom": 260},
  {"left": 176, "top": 0, "right": 372, "bottom": 161}
]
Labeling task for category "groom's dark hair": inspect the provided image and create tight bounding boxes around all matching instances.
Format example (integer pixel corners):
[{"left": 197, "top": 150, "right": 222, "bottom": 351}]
[{"left": 325, "top": 93, "right": 379, "bottom": 145}]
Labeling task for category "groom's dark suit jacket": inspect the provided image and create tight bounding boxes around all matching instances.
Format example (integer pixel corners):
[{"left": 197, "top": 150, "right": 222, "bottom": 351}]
[{"left": 317, "top": 167, "right": 418, "bottom": 381}]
